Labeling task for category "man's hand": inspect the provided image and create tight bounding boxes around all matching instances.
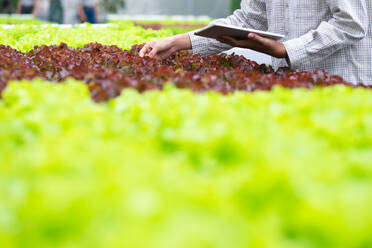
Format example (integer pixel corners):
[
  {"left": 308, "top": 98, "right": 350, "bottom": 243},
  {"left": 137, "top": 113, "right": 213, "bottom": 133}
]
[
  {"left": 216, "top": 33, "right": 288, "bottom": 59},
  {"left": 139, "top": 34, "right": 192, "bottom": 60}
]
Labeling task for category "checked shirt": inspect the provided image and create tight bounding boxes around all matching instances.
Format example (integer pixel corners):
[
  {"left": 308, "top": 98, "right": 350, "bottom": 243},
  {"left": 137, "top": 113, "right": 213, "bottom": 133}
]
[{"left": 189, "top": 0, "right": 372, "bottom": 84}]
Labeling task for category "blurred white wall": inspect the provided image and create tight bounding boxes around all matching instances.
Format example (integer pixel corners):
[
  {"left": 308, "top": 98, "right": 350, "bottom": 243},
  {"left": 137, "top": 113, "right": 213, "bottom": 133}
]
[{"left": 122, "top": 0, "right": 230, "bottom": 18}]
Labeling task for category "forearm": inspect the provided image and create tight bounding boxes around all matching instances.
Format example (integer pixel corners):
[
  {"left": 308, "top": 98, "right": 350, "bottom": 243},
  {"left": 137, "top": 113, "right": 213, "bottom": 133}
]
[{"left": 169, "top": 34, "right": 191, "bottom": 52}]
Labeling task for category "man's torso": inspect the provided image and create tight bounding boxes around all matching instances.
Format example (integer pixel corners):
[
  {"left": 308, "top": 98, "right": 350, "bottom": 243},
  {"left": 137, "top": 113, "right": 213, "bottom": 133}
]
[{"left": 264, "top": 0, "right": 371, "bottom": 84}]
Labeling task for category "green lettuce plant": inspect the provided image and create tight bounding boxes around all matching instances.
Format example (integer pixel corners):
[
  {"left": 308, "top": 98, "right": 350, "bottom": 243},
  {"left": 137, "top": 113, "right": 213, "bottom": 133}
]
[
  {"left": 0, "top": 79, "right": 371, "bottom": 247},
  {"left": 0, "top": 23, "right": 172, "bottom": 52}
]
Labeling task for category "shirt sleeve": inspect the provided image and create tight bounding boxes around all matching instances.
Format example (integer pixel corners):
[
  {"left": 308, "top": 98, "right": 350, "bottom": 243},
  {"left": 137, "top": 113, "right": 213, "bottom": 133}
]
[
  {"left": 188, "top": 0, "right": 268, "bottom": 56},
  {"left": 283, "top": 0, "right": 369, "bottom": 68}
]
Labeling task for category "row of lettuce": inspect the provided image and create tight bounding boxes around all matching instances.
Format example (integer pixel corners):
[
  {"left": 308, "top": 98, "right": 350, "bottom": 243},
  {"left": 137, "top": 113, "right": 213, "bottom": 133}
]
[
  {"left": 0, "top": 20, "right": 371, "bottom": 248},
  {"left": 1, "top": 80, "right": 371, "bottom": 247},
  {"left": 0, "top": 15, "right": 207, "bottom": 35},
  {"left": 0, "top": 22, "right": 172, "bottom": 52},
  {"left": 0, "top": 19, "right": 206, "bottom": 52}
]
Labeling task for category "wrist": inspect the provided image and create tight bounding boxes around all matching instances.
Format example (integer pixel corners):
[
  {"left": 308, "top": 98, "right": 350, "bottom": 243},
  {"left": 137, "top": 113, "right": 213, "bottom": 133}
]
[
  {"left": 172, "top": 34, "right": 192, "bottom": 51},
  {"left": 280, "top": 44, "right": 288, "bottom": 58},
  {"left": 272, "top": 44, "right": 288, "bottom": 58}
]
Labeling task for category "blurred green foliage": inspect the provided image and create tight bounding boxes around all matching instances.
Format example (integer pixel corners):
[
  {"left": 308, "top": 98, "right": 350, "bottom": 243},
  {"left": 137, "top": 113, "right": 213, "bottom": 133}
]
[
  {"left": 0, "top": 79, "right": 371, "bottom": 247},
  {"left": 101, "top": 0, "right": 125, "bottom": 13},
  {"left": 0, "top": 22, "right": 172, "bottom": 52},
  {"left": 231, "top": 0, "right": 241, "bottom": 12},
  {"left": 0, "top": 16, "right": 49, "bottom": 24},
  {"left": 0, "top": 0, "right": 18, "bottom": 9}
]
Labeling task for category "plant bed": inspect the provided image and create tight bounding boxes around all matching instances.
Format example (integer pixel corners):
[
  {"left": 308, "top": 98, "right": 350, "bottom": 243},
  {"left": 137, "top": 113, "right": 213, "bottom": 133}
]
[
  {"left": 0, "top": 16, "right": 50, "bottom": 25},
  {"left": 1, "top": 79, "right": 372, "bottom": 247},
  {"left": 0, "top": 43, "right": 367, "bottom": 102},
  {"left": 0, "top": 24, "right": 172, "bottom": 52}
]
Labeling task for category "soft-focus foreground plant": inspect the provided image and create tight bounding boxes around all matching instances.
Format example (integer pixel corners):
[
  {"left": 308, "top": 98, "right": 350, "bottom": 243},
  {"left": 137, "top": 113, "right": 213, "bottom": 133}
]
[{"left": 0, "top": 79, "right": 371, "bottom": 247}]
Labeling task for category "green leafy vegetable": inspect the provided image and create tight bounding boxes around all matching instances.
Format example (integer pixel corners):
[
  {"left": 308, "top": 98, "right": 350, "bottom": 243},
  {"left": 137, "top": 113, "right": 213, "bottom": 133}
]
[
  {"left": 0, "top": 23, "right": 172, "bottom": 52},
  {"left": 0, "top": 16, "right": 50, "bottom": 25},
  {"left": 0, "top": 79, "right": 371, "bottom": 247}
]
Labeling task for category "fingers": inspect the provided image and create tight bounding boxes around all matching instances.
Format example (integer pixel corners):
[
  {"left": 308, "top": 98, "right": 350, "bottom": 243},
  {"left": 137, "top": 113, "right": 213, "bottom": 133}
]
[
  {"left": 216, "top": 36, "right": 238, "bottom": 47},
  {"left": 217, "top": 36, "right": 257, "bottom": 49},
  {"left": 139, "top": 42, "right": 153, "bottom": 57},
  {"left": 139, "top": 40, "right": 177, "bottom": 60},
  {"left": 216, "top": 33, "right": 284, "bottom": 58},
  {"left": 148, "top": 45, "right": 161, "bottom": 58},
  {"left": 216, "top": 37, "right": 233, "bottom": 46},
  {"left": 222, "top": 36, "right": 239, "bottom": 44},
  {"left": 139, "top": 41, "right": 166, "bottom": 59},
  {"left": 247, "top": 33, "right": 284, "bottom": 57},
  {"left": 248, "top": 33, "right": 270, "bottom": 46},
  {"left": 217, "top": 33, "right": 269, "bottom": 47}
]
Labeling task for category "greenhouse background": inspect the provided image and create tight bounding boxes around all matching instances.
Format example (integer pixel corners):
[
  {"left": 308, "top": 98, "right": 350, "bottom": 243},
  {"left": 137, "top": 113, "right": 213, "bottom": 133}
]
[{"left": 121, "top": 0, "right": 231, "bottom": 18}]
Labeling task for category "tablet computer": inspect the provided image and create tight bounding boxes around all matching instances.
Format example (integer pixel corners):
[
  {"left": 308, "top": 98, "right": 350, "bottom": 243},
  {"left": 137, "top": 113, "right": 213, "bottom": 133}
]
[{"left": 195, "top": 24, "right": 284, "bottom": 41}]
